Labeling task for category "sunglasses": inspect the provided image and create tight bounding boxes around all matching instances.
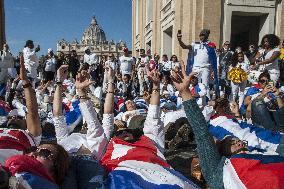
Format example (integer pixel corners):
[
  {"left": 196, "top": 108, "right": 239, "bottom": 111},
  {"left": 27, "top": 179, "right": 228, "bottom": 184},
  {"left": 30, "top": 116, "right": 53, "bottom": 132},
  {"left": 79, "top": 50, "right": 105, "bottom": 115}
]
[
  {"left": 224, "top": 44, "right": 230, "bottom": 46},
  {"left": 35, "top": 148, "right": 55, "bottom": 161},
  {"left": 259, "top": 79, "right": 268, "bottom": 83},
  {"left": 230, "top": 139, "right": 248, "bottom": 147}
]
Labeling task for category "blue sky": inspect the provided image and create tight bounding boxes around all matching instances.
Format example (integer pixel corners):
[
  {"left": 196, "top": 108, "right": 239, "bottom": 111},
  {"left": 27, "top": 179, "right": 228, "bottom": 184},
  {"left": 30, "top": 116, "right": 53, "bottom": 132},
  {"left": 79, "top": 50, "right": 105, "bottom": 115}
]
[{"left": 5, "top": 0, "right": 132, "bottom": 56}]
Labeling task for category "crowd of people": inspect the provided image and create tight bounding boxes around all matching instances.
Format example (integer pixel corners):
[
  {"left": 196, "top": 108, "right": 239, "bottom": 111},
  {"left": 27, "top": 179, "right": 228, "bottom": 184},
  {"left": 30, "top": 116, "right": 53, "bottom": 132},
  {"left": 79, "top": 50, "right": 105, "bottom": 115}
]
[{"left": 0, "top": 28, "right": 284, "bottom": 189}]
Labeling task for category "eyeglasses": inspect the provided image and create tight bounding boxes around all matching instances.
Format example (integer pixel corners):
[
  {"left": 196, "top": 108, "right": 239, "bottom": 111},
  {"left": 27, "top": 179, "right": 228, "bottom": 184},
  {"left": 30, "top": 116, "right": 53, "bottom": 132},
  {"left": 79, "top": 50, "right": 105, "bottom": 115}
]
[
  {"left": 35, "top": 148, "right": 55, "bottom": 161},
  {"left": 259, "top": 79, "right": 268, "bottom": 83},
  {"left": 8, "top": 116, "right": 24, "bottom": 120}
]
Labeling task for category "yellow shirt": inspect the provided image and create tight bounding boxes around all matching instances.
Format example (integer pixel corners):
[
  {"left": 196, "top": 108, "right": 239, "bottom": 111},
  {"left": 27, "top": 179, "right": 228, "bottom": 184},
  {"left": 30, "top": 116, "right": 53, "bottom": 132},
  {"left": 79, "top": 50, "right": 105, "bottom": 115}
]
[{"left": 280, "top": 48, "right": 284, "bottom": 60}]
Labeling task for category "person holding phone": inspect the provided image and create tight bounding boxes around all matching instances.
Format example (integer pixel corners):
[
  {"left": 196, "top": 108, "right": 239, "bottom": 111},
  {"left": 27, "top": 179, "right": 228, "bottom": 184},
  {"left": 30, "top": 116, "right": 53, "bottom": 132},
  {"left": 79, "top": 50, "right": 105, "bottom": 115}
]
[{"left": 177, "top": 29, "right": 218, "bottom": 99}]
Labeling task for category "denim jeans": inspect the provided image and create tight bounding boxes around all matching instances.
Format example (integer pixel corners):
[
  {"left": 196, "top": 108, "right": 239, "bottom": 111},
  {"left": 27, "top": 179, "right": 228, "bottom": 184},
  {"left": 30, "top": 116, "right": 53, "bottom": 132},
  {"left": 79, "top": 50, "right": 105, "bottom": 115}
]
[
  {"left": 61, "top": 155, "right": 105, "bottom": 189},
  {"left": 251, "top": 99, "right": 284, "bottom": 132}
]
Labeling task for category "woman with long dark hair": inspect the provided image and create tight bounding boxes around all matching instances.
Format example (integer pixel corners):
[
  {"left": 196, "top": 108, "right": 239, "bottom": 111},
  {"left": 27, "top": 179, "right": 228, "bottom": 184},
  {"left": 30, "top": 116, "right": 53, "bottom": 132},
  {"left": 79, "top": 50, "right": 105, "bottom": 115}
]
[{"left": 253, "top": 34, "right": 281, "bottom": 83}]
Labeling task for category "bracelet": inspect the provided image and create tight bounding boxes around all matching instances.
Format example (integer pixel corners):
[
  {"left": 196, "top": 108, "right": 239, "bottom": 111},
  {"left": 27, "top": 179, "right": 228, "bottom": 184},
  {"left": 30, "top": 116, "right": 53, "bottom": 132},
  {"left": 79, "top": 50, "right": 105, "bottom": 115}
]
[
  {"left": 106, "top": 81, "right": 115, "bottom": 85},
  {"left": 152, "top": 88, "right": 160, "bottom": 93},
  {"left": 22, "top": 82, "right": 32, "bottom": 88},
  {"left": 106, "top": 91, "right": 114, "bottom": 94},
  {"left": 78, "top": 95, "right": 89, "bottom": 100}
]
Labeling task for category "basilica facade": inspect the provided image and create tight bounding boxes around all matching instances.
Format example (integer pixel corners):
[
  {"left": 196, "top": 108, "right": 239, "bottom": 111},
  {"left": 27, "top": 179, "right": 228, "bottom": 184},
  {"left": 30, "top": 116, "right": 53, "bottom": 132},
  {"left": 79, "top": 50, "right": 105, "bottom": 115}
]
[{"left": 57, "top": 17, "right": 127, "bottom": 61}]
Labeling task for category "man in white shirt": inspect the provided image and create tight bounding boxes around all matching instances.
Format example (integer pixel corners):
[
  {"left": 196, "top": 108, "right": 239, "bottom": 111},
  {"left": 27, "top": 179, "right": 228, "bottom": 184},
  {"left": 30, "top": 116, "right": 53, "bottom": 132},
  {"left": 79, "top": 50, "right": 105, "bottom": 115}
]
[
  {"left": 83, "top": 47, "right": 98, "bottom": 81},
  {"left": 103, "top": 53, "right": 117, "bottom": 91},
  {"left": 44, "top": 48, "right": 57, "bottom": 81},
  {"left": 137, "top": 49, "right": 149, "bottom": 96},
  {"left": 119, "top": 48, "right": 135, "bottom": 76},
  {"left": 178, "top": 29, "right": 217, "bottom": 98},
  {"left": 23, "top": 40, "right": 40, "bottom": 87}
]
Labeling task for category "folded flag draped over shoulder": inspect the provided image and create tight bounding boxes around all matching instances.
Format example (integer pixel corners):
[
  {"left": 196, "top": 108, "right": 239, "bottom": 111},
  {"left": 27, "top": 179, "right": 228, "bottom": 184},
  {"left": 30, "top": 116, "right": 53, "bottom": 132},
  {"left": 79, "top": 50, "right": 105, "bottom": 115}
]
[
  {"left": 4, "top": 155, "right": 58, "bottom": 189},
  {"left": 223, "top": 153, "right": 284, "bottom": 189},
  {"left": 101, "top": 136, "right": 200, "bottom": 189},
  {"left": 209, "top": 114, "right": 282, "bottom": 153}
]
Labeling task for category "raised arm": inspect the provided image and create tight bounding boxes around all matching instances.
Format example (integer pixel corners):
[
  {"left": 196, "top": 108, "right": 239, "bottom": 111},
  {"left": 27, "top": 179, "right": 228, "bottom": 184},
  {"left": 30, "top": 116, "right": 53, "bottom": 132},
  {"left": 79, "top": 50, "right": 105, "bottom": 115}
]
[
  {"left": 53, "top": 65, "right": 69, "bottom": 141},
  {"left": 19, "top": 55, "right": 41, "bottom": 137},
  {"left": 177, "top": 32, "right": 192, "bottom": 50},
  {"left": 143, "top": 69, "right": 164, "bottom": 151},
  {"left": 103, "top": 66, "right": 115, "bottom": 140},
  {"left": 171, "top": 60, "right": 224, "bottom": 189},
  {"left": 76, "top": 71, "right": 108, "bottom": 160}
]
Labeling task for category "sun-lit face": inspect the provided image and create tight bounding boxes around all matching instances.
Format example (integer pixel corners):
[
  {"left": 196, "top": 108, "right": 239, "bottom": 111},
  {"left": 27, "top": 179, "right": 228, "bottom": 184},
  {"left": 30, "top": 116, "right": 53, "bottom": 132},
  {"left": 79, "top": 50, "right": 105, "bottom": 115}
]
[
  {"left": 237, "top": 53, "right": 244, "bottom": 63},
  {"left": 263, "top": 38, "right": 270, "bottom": 48},
  {"left": 258, "top": 76, "right": 269, "bottom": 89},
  {"left": 125, "top": 100, "right": 136, "bottom": 111},
  {"left": 229, "top": 138, "right": 247, "bottom": 154}
]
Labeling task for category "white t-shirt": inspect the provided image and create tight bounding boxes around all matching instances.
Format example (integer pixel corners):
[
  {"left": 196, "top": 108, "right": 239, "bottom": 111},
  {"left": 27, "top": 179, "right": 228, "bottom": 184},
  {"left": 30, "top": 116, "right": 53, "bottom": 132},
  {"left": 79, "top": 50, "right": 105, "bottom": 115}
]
[
  {"left": 258, "top": 48, "right": 280, "bottom": 72},
  {"left": 105, "top": 60, "right": 117, "bottom": 71},
  {"left": 138, "top": 56, "right": 149, "bottom": 68},
  {"left": 83, "top": 53, "right": 97, "bottom": 65},
  {"left": 23, "top": 47, "right": 39, "bottom": 79},
  {"left": 191, "top": 42, "right": 210, "bottom": 67},
  {"left": 45, "top": 57, "right": 56, "bottom": 72},
  {"left": 162, "top": 61, "right": 180, "bottom": 71},
  {"left": 119, "top": 56, "right": 134, "bottom": 74}
]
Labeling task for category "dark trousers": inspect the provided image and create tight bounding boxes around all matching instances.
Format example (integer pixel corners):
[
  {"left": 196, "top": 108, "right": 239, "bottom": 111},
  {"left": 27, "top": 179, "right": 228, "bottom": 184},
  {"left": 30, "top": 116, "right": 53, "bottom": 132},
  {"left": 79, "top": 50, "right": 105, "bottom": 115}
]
[
  {"left": 251, "top": 99, "right": 284, "bottom": 132},
  {"left": 61, "top": 155, "right": 105, "bottom": 189}
]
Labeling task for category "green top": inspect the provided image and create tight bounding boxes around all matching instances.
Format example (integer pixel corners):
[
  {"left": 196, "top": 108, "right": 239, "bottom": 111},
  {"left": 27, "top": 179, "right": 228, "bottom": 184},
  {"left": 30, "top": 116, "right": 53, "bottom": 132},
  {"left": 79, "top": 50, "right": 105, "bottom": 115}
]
[{"left": 183, "top": 99, "right": 225, "bottom": 189}]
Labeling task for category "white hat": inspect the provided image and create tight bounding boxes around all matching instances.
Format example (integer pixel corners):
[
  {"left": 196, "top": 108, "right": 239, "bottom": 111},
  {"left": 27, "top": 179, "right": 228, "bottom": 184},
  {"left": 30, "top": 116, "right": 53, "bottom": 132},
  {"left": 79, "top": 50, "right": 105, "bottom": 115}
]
[{"left": 47, "top": 48, "right": 53, "bottom": 53}]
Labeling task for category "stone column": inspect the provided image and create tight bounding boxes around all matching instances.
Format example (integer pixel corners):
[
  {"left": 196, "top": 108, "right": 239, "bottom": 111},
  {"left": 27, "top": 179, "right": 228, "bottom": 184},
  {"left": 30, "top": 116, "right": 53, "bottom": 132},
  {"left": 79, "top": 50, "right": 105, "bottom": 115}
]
[{"left": 0, "top": 0, "right": 5, "bottom": 49}]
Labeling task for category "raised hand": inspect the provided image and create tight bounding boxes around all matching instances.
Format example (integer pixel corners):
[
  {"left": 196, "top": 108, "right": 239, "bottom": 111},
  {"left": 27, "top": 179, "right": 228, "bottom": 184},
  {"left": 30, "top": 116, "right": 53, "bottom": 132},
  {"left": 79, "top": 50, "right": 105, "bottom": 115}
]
[
  {"left": 75, "top": 70, "right": 95, "bottom": 92},
  {"left": 35, "top": 45, "right": 40, "bottom": 52},
  {"left": 147, "top": 68, "right": 160, "bottom": 86},
  {"left": 57, "top": 65, "right": 69, "bottom": 82},
  {"left": 105, "top": 66, "right": 115, "bottom": 82},
  {"left": 170, "top": 60, "right": 195, "bottom": 93},
  {"left": 177, "top": 31, "right": 182, "bottom": 40}
]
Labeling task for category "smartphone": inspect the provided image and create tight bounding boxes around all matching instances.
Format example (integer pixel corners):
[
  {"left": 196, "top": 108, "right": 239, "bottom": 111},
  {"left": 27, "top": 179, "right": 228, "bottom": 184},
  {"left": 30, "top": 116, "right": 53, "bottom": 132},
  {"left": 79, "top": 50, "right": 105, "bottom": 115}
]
[{"left": 178, "top": 30, "right": 181, "bottom": 34}]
